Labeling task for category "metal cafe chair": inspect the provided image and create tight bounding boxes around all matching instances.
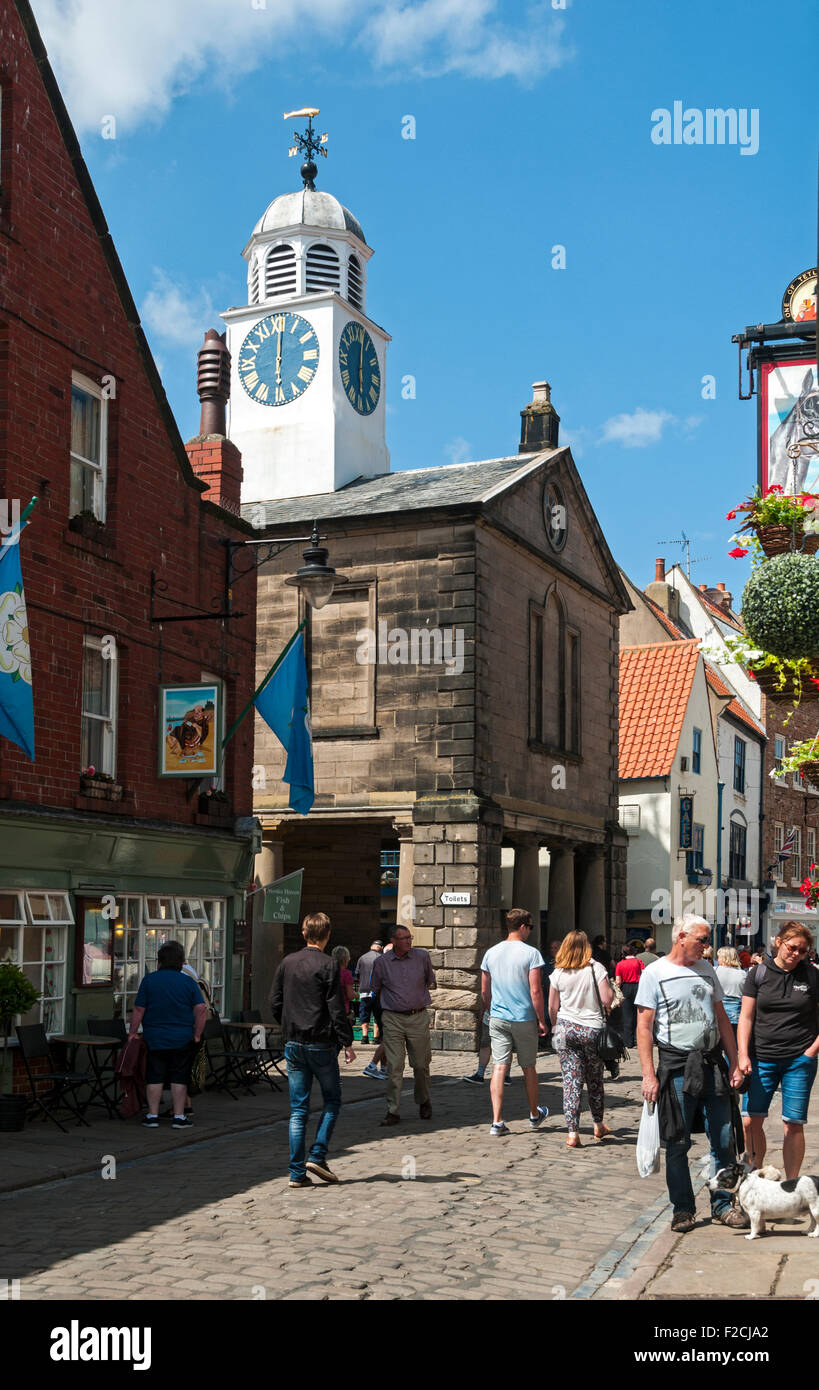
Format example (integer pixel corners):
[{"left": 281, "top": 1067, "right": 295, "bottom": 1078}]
[
  {"left": 201, "top": 1018, "right": 258, "bottom": 1099},
  {"left": 16, "top": 1024, "right": 92, "bottom": 1132},
  {"left": 238, "top": 1009, "right": 286, "bottom": 1089}
]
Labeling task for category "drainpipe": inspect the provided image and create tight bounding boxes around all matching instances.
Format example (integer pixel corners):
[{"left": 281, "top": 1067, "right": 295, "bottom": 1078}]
[{"left": 716, "top": 780, "right": 724, "bottom": 948}]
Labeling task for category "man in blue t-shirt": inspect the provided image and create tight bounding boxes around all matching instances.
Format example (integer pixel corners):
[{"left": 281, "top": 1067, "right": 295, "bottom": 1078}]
[
  {"left": 130, "top": 940, "right": 207, "bottom": 1131},
  {"left": 480, "top": 908, "right": 548, "bottom": 1136}
]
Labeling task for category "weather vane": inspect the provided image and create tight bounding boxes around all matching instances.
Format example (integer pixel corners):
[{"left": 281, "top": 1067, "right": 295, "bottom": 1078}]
[{"left": 283, "top": 107, "right": 328, "bottom": 191}]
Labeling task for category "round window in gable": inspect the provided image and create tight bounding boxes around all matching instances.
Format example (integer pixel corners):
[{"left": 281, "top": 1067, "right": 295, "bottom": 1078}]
[{"left": 543, "top": 481, "right": 568, "bottom": 551}]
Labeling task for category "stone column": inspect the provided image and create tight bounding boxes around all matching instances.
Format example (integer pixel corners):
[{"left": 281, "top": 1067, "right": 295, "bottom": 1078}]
[
  {"left": 250, "top": 836, "right": 284, "bottom": 1020},
  {"left": 547, "top": 843, "right": 576, "bottom": 941},
  {"left": 394, "top": 820, "right": 417, "bottom": 935},
  {"left": 512, "top": 842, "right": 542, "bottom": 948},
  {"left": 578, "top": 847, "right": 606, "bottom": 939},
  {"left": 413, "top": 796, "right": 504, "bottom": 1050}
]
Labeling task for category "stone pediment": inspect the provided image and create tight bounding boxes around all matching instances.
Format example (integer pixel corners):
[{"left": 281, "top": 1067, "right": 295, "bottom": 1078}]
[{"left": 479, "top": 448, "right": 632, "bottom": 613}]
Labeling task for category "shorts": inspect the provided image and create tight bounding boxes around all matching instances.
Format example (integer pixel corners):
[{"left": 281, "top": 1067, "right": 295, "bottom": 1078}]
[
  {"left": 145, "top": 1044, "right": 195, "bottom": 1087},
  {"left": 358, "top": 995, "right": 375, "bottom": 1025},
  {"left": 488, "top": 1016, "right": 538, "bottom": 1068},
  {"left": 744, "top": 1053, "right": 818, "bottom": 1125}
]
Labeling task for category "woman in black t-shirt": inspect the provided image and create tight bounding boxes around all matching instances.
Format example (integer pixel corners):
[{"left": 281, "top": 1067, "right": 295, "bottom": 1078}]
[{"left": 737, "top": 922, "right": 819, "bottom": 1178}]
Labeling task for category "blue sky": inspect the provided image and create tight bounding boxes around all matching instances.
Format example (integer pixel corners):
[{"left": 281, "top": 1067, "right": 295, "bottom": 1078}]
[{"left": 34, "top": 0, "right": 817, "bottom": 596}]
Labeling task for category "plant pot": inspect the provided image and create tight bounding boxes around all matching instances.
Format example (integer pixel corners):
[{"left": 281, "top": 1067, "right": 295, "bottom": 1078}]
[
  {"left": 68, "top": 514, "right": 106, "bottom": 542},
  {"left": 198, "top": 796, "right": 231, "bottom": 817},
  {"left": 755, "top": 524, "right": 819, "bottom": 558},
  {"left": 0, "top": 1093, "right": 27, "bottom": 1132},
  {"left": 80, "top": 776, "right": 123, "bottom": 801},
  {"left": 752, "top": 663, "right": 819, "bottom": 702}
]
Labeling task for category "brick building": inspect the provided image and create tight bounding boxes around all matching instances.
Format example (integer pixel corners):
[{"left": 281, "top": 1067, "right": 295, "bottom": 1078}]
[{"left": 0, "top": 0, "right": 259, "bottom": 1057}]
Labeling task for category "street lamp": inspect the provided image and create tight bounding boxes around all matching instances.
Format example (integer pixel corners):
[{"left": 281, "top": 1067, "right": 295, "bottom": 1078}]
[
  {"left": 224, "top": 520, "right": 348, "bottom": 613},
  {"left": 284, "top": 525, "right": 348, "bottom": 611}
]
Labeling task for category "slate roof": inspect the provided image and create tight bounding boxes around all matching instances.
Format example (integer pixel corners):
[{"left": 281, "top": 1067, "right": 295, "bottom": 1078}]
[
  {"left": 242, "top": 454, "right": 544, "bottom": 527},
  {"left": 703, "top": 663, "right": 766, "bottom": 740},
  {"left": 619, "top": 641, "right": 701, "bottom": 779}
]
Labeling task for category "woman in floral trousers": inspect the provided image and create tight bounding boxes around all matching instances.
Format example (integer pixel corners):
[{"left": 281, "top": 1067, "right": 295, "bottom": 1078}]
[{"left": 548, "top": 930, "right": 614, "bottom": 1147}]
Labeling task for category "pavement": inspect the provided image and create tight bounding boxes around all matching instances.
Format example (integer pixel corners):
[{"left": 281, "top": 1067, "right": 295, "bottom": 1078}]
[{"left": 1, "top": 1048, "right": 817, "bottom": 1301}]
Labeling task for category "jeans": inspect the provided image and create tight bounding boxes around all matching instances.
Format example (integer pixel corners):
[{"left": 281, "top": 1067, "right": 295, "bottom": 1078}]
[
  {"left": 665, "top": 1069, "right": 736, "bottom": 1217},
  {"left": 745, "top": 1053, "right": 818, "bottom": 1125},
  {"left": 285, "top": 1042, "right": 342, "bottom": 1181}
]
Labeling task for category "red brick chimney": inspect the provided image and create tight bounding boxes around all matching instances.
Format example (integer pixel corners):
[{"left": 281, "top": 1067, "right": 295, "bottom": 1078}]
[
  {"left": 185, "top": 330, "right": 243, "bottom": 513},
  {"left": 645, "top": 556, "right": 680, "bottom": 621}
]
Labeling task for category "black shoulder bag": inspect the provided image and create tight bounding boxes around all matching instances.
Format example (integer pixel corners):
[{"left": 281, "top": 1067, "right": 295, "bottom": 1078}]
[{"left": 589, "top": 963, "right": 628, "bottom": 1062}]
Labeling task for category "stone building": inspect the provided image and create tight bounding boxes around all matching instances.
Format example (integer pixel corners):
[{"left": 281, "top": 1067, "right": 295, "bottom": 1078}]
[{"left": 221, "top": 164, "right": 631, "bottom": 1046}]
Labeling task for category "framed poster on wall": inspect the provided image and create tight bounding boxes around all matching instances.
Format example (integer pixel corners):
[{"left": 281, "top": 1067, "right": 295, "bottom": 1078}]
[
  {"left": 758, "top": 356, "right": 819, "bottom": 494},
  {"left": 159, "top": 682, "right": 221, "bottom": 777}
]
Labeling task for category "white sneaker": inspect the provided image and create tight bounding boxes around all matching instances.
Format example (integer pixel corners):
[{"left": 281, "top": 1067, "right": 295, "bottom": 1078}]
[{"left": 490, "top": 1122, "right": 511, "bottom": 1137}]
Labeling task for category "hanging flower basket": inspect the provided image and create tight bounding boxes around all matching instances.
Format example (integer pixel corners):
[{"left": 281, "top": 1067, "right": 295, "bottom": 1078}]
[
  {"left": 756, "top": 524, "right": 819, "bottom": 558},
  {"left": 751, "top": 661, "right": 819, "bottom": 703},
  {"left": 770, "top": 737, "right": 819, "bottom": 781},
  {"left": 742, "top": 553, "right": 819, "bottom": 661},
  {"left": 800, "top": 867, "right": 819, "bottom": 910}
]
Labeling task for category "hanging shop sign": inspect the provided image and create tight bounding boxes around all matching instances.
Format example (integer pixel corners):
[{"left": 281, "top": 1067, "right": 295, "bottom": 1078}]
[
  {"left": 781, "top": 268, "right": 817, "bottom": 324},
  {"left": 158, "top": 682, "right": 221, "bottom": 777},
  {"left": 759, "top": 356, "right": 819, "bottom": 495},
  {"left": 679, "top": 795, "right": 694, "bottom": 850},
  {"left": 263, "top": 869, "right": 304, "bottom": 923}
]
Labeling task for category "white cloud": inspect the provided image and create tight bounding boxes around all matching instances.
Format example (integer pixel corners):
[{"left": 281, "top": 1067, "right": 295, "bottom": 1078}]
[
  {"left": 444, "top": 435, "right": 472, "bottom": 465},
  {"left": 141, "top": 270, "right": 215, "bottom": 350},
  {"left": 599, "top": 408, "right": 676, "bottom": 449},
  {"left": 32, "top": 0, "right": 573, "bottom": 135}
]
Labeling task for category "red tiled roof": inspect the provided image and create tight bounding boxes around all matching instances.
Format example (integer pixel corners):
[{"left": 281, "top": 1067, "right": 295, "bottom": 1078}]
[
  {"left": 703, "top": 663, "right": 766, "bottom": 739},
  {"left": 619, "top": 640, "right": 701, "bottom": 779}
]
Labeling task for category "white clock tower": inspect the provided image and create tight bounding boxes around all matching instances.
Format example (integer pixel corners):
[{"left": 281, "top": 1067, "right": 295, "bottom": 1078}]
[{"left": 222, "top": 118, "right": 390, "bottom": 505}]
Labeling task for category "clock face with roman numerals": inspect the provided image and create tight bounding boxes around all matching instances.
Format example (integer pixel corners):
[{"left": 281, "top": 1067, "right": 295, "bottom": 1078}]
[
  {"left": 237, "top": 312, "right": 319, "bottom": 407},
  {"left": 339, "top": 320, "right": 380, "bottom": 416}
]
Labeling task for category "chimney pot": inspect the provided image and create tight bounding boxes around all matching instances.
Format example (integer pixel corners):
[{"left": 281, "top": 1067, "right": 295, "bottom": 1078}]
[
  {"left": 654, "top": 558, "right": 665, "bottom": 582},
  {"left": 717, "top": 582, "right": 725, "bottom": 591},
  {"left": 196, "top": 329, "right": 231, "bottom": 437},
  {"left": 699, "top": 583, "right": 707, "bottom": 591}
]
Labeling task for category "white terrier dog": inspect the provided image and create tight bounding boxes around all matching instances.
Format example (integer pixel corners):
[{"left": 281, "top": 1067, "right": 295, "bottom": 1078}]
[{"left": 711, "top": 1162, "right": 819, "bottom": 1241}]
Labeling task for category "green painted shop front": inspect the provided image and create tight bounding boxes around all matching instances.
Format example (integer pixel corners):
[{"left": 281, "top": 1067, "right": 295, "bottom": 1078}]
[{"left": 0, "top": 810, "right": 259, "bottom": 1036}]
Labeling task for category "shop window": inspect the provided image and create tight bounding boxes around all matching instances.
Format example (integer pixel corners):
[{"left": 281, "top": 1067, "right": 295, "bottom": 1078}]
[
  {"left": 1, "top": 891, "right": 70, "bottom": 1032},
  {"left": 75, "top": 899, "right": 114, "bottom": 987},
  {"left": 70, "top": 374, "right": 108, "bottom": 521},
  {"left": 176, "top": 898, "right": 207, "bottom": 923},
  {"left": 144, "top": 897, "right": 175, "bottom": 924}
]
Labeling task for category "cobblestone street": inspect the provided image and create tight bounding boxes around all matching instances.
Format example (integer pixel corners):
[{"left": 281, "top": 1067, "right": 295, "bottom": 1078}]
[{"left": 4, "top": 1048, "right": 814, "bottom": 1303}]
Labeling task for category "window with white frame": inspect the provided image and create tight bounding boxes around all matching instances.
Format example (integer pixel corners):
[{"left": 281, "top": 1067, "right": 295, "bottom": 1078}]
[
  {"left": 808, "top": 828, "right": 816, "bottom": 874},
  {"left": 773, "top": 823, "right": 785, "bottom": 883},
  {"left": 0, "top": 891, "right": 72, "bottom": 1032},
  {"left": 70, "top": 375, "right": 108, "bottom": 521},
  {"left": 112, "top": 895, "right": 226, "bottom": 1019},
  {"left": 791, "top": 828, "right": 802, "bottom": 886},
  {"left": 81, "top": 636, "right": 117, "bottom": 775},
  {"left": 774, "top": 736, "right": 787, "bottom": 785}
]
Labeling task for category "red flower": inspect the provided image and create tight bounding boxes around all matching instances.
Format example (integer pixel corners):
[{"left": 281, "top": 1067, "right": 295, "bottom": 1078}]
[
  {"left": 728, "top": 546, "right": 748, "bottom": 558},
  {"left": 726, "top": 509, "right": 738, "bottom": 520},
  {"left": 766, "top": 484, "right": 784, "bottom": 494}
]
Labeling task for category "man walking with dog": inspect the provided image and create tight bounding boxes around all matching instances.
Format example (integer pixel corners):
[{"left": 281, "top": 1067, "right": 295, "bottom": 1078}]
[{"left": 636, "top": 914, "right": 748, "bottom": 1233}]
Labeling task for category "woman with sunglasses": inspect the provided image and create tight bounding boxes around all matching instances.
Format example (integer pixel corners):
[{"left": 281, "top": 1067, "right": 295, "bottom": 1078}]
[{"left": 737, "top": 922, "right": 819, "bottom": 1178}]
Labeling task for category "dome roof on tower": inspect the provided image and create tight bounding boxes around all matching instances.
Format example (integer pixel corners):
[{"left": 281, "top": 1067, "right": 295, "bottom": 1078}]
[{"left": 251, "top": 190, "right": 366, "bottom": 245}]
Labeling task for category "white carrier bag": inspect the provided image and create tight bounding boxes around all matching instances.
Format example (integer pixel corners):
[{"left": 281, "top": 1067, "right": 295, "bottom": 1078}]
[{"left": 636, "top": 1099, "right": 660, "bottom": 1177}]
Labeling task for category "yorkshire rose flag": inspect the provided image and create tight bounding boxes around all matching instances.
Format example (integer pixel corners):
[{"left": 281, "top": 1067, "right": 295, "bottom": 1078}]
[{"left": 0, "top": 528, "right": 34, "bottom": 760}]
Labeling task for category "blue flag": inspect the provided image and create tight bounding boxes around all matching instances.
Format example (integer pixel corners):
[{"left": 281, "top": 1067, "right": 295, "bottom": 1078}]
[
  {"left": 0, "top": 532, "right": 35, "bottom": 761},
  {"left": 254, "top": 632, "right": 313, "bottom": 815}
]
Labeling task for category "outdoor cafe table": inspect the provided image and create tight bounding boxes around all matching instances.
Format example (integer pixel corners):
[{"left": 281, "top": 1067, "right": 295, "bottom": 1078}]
[{"left": 50, "top": 1034, "right": 123, "bottom": 1119}]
